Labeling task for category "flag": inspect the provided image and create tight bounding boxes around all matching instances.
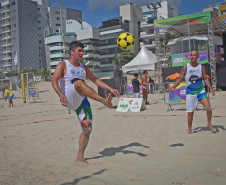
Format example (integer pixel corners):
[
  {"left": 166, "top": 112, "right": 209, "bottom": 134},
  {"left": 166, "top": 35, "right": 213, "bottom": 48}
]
[{"left": 14, "top": 52, "right": 18, "bottom": 65}]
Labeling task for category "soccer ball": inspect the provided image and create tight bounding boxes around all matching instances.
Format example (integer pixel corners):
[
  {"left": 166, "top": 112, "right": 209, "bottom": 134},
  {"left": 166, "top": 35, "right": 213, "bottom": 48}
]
[{"left": 117, "top": 32, "right": 135, "bottom": 50}]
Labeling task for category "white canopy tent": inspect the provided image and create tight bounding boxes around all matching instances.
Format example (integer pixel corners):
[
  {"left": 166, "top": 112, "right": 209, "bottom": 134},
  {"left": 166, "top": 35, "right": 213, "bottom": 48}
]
[{"left": 122, "top": 46, "right": 157, "bottom": 73}]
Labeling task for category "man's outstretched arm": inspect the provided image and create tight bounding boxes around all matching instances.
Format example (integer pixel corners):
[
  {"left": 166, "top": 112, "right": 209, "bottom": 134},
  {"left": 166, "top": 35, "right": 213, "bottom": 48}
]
[
  {"left": 169, "top": 65, "right": 186, "bottom": 91},
  {"left": 51, "top": 61, "right": 68, "bottom": 106},
  {"left": 201, "top": 65, "right": 215, "bottom": 96}
]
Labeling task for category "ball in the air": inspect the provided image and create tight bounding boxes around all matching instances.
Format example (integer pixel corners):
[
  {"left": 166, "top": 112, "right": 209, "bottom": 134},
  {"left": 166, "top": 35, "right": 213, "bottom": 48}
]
[{"left": 117, "top": 32, "right": 135, "bottom": 50}]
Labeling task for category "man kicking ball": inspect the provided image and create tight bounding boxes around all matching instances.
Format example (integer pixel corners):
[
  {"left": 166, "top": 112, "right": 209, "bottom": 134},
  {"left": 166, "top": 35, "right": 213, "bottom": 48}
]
[
  {"left": 169, "top": 50, "right": 216, "bottom": 134},
  {"left": 52, "top": 41, "right": 119, "bottom": 163}
]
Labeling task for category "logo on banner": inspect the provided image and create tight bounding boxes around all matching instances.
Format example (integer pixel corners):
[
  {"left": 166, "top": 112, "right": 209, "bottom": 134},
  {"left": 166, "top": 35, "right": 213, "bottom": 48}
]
[
  {"left": 116, "top": 98, "right": 146, "bottom": 112},
  {"left": 169, "top": 83, "right": 186, "bottom": 103},
  {"left": 119, "top": 104, "right": 128, "bottom": 109}
]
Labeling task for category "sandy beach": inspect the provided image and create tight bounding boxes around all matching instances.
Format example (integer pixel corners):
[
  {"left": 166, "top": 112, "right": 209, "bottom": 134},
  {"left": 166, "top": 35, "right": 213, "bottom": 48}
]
[{"left": 0, "top": 81, "right": 226, "bottom": 185}]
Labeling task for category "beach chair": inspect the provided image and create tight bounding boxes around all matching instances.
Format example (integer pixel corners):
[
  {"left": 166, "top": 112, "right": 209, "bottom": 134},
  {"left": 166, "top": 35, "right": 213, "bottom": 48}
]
[{"left": 27, "top": 87, "right": 41, "bottom": 103}]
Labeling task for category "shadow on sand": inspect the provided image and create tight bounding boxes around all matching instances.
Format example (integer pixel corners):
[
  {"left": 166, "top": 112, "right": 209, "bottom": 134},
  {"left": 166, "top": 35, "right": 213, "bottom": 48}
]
[
  {"left": 86, "top": 142, "right": 150, "bottom": 161},
  {"left": 61, "top": 169, "right": 107, "bottom": 185},
  {"left": 170, "top": 143, "right": 184, "bottom": 147},
  {"left": 193, "top": 125, "right": 226, "bottom": 133}
]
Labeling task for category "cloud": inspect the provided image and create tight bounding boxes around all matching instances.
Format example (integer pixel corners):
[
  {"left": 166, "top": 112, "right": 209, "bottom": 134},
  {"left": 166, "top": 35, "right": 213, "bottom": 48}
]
[{"left": 87, "top": 0, "right": 181, "bottom": 11}]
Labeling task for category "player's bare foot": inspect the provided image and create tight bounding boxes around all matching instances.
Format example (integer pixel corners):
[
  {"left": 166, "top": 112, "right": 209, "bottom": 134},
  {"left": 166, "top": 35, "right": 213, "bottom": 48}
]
[
  {"left": 75, "top": 157, "right": 89, "bottom": 164},
  {"left": 103, "top": 93, "right": 113, "bottom": 108},
  {"left": 207, "top": 124, "right": 216, "bottom": 133},
  {"left": 187, "top": 130, "right": 193, "bottom": 134}
]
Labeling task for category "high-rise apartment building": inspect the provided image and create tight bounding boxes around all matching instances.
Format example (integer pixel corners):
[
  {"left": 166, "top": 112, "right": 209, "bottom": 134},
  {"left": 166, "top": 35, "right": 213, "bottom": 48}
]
[
  {"left": 46, "top": 7, "right": 82, "bottom": 34},
  {"left": 140, "top": 0, "right": 177, "bottom": 53},
  {"left": 0, "top": 0, "right": 50, "bottom": 72},
  {"left": 77, "top": 27, "right": 100, "bottom": 69},
  {"left": 99, "top": 3, "right": 143, "bottom": 72},
  {"left": 99, "top": 17, "right": 129, "bottom": 72},
  {"left": 44, "top": 7, "right": 87, "bottom": 75},
  {"left": 120, "top": 3, "right": 144, "bottom": 53},
  {"left": 45, "top": 15, "right": 100, "bottom": 74}
]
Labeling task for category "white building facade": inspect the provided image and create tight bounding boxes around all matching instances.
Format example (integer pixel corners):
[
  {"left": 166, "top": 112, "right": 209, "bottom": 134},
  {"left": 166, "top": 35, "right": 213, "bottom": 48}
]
[
  {"left": 140, "top": 0, "right": 178, "bottom": 53},
  {"left": 45, "top": 17, "right": 100, "bottom": 74},
  {"left": 0, "top": 0, "right": 50, "bottom": 72}
]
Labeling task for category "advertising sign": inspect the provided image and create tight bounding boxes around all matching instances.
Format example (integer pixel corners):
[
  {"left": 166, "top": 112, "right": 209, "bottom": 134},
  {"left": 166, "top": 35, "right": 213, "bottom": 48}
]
[
  {"left": 169, "top": 83, "right": 186, "bottom": 103},
  {"left": 116, "top": 98, "right": 146, "bottom": 112},
  {"left": 127, "top": 84, "right": 142, "bottom": 95},
  {"left": 172, "top": 51, "right": 208, "bottom": 66},
  {"left": 172, "top": 54, "right": 184, "bottom": 66}
]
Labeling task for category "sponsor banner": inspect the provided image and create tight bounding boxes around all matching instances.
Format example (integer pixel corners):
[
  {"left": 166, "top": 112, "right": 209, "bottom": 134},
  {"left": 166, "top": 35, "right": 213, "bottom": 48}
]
[
  {"left": 172, "top": 54, "right": 184, "bottom": 66},
  {"left": 27, "top": 88, "right": 38, "bottom": 97},
  {"left": 116, "top": 98, "right": 146, "bottom": 112},
  {"left": 127, "top": 84, "right": 142, "bottom": 95},
  {"left": 169, "top": 83, "right": 186, "bottom": 103},
  {"left": 172, "top": 50, "right": 208, "bottom": 66}
]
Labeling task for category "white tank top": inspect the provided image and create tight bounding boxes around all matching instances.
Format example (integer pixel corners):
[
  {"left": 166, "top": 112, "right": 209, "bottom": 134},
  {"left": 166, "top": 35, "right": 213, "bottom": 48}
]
[
  {"left": 185, "top": 63, "right": 205, "bottom": 95},
  {"left": 59, "top": 60, "right": 86, "bottom": 95}
]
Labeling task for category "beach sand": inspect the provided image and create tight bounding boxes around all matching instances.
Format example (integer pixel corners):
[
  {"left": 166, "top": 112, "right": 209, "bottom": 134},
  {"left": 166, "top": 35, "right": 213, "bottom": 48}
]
[{"left": 0, "top": 81, "right": 226, "bottom": 185}]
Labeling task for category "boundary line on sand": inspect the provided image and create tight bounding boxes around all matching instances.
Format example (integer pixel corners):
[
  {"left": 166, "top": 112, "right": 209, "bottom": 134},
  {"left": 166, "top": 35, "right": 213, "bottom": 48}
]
[
  {"left": 113, "top": 115, "right": 226, "bottom": 118},
  {"left": 1, "top": 114, "right": 225, "bottom": 128},
  {"left": 0, "top": 117, "right": 76, "bottom": 128}
]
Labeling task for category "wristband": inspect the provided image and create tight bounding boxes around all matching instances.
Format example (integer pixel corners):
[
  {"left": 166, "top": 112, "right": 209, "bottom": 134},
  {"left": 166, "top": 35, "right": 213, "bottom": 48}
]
[{"left": 209, "top": 87, "right": 213, "bottom": 90}]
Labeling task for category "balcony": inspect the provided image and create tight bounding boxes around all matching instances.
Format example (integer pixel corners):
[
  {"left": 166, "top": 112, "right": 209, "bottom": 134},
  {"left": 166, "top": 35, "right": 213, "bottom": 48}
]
[
  {"left": 50, "top": 69, "right": 55, "bottom": 74},
  {"left": 2, "top": 15, "right": 10, "bottom": 20},
  {"left": 3, "top": 42, "right": 11, "bottom": 47},
  {"left": 2, "top": 36, "right": 11, "bottom": 40},
  {"left": 49, "top": 46, "right": 64, "bottom": 51},
  {"left": 50, "top": 61, "right": 60, "bottom": 66},
  {"left": 1, "top": 8, "right": 10, "bottom": 13},
  {"left": 2, "top": 21, "right": 11, "bottom": 26},
  {"left": 140, "top": 42, "right": 155, "bottom": 49},
  {"left": 140, "top": 32, "right": 155, "bottom": 39},
  {"left": 3, "top": 56, "right": 12, "bottom": 60},
  {"left": 3, "top": 50, "right": 12, "bottom": 54},
  {"left": 2, "top": 29, "right": 11, "bottom": 33},
  {"left": 99, "top": 54, "right": 115, "bottom": 58},
  {"left": 45, "top": 35, "right": 63, "bottom": 45},
  {"left": 50, "top": 53, "right": 64, "bottom": 59},
  {"left": 3, "top": 63, "right": 12, "bottom": 67},
  {"left": 83, "top": 53, "right": 99, "bottom": 58},
  {"left": 140, "top": 21, "right": 154, "bottom": 29},
  {"left": 84, "top": 45, "right": 94, "bottom": 51},
  {"left": 99, "top": 44, "right": 118, "bottom": 50}
]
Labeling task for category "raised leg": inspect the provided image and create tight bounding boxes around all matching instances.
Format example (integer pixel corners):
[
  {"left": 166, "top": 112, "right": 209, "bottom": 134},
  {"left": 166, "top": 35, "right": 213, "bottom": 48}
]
[
  {"left": 75, "top": 117, "right": 92, "bottom": 164},
  {"left": 74, "top": 80, "right": 112, "bottom": 108}
]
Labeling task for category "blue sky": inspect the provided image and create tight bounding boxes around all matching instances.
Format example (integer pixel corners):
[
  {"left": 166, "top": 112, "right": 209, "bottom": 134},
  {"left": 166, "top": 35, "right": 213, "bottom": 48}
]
[
  {"left": 50, "top": 0, "right": 225, "bottom": 27},
  {"left": 0, "top": 0, "right": 224, "bottom": 26}
]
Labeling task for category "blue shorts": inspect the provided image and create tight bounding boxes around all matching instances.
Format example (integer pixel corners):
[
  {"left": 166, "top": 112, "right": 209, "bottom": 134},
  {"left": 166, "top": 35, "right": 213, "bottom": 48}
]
[{"left": 9, "top": 94, "right": 14, "bottom": 100}]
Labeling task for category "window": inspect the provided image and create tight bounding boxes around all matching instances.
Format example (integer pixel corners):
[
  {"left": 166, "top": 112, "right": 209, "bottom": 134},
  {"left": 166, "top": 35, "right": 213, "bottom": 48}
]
[
  {"left": 56, "top": 24, "right": 60, "bottom": 26},
  {"left": 55, "top": 11, "right": 60, "bottom": 14}
]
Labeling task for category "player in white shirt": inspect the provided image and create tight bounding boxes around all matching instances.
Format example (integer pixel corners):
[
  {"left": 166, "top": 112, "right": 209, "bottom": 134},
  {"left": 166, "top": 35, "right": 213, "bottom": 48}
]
[
  {"left": 52, "top": 41, "right": 119, "bottom": 164},
  {"left": 169, "top": 50, "right": 216, "bottom": 134}
]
